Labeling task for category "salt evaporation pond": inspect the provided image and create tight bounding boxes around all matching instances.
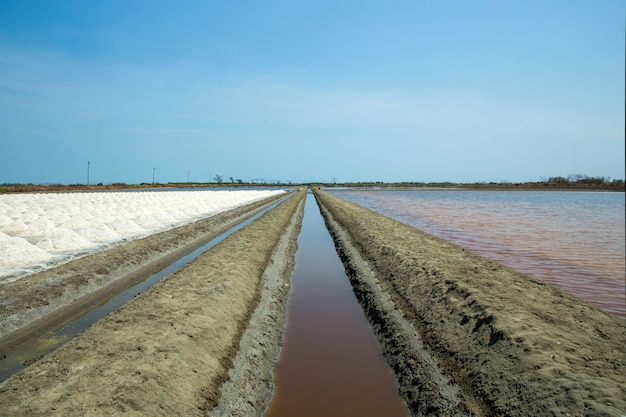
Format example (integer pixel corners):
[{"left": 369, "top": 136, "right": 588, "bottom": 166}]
[{"left": 0, "top": 189, "right": 285, "bottom": 282}]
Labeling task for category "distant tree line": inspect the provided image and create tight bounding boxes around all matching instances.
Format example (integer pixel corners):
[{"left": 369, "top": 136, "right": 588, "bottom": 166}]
[{"left": 546, "top": 175, "right": 623, "bottom": 185}]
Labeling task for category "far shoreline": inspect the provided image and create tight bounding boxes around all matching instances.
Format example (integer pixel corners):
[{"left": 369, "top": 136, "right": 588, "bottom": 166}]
[{"left": 1, "top": 180, "right": 624, "bottom": 194}]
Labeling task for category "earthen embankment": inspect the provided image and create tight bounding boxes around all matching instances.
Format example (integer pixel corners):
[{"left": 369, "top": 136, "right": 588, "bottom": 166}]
[
  {"left": 314, "top": 188, "right": 625, "bottom": 417},
  {"left": 0, "top": 188, "right": 305, "bottom": 416},
  {"left": 0, "top": 191, "right": 289, "bottom": 351}
]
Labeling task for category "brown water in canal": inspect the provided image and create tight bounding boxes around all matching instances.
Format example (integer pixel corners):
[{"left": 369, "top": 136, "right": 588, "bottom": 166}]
[{"left": 264, "top": 193, "right": 408, "bottom": 417}]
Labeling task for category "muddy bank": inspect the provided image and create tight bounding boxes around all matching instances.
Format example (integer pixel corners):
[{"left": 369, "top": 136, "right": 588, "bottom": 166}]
[
  {"left": 0, "top": 188, "right": 305, "bottom": 416},
  {"left": 313, "top": 188, "right": 625, "bottom": 417},
  {"left": 208, "top": 192, "right": 304, "bottom": 417},
  {"left": 0, "top": 191, "right": 288, "bottom": 352}
]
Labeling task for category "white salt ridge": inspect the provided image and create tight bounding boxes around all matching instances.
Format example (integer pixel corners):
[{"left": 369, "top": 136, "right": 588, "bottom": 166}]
[
  {"left": 19, "top": 218, "right": 56, "bottom": 238},
  {"left": 37, "top": 228, "right": 94, "bottom": 252},
  {"left": 3, "top": 219, "right": 27, "bottom": 234},
  {"left": 21, "top": 211, "right": 40, "bottom": 223},
  {"left": 0, "top": 189, "right": 286, "bottom": 279},
  {"left": 152, "top": 211, "right": 176, "bottom": 225},
  {"left": 0, "top": 201, "right": 11, "bottom": 214},
  {"left": 106, "top": 218, "right": 144, "bottom": 236},
  {"left": 0, "top": 236, "right": 52, "bottom": 265},
  {"left": 78, "top": 224, "right": 119, "bottom": 242},
  {"left": 50, "top": 213, "right": 71, "bottom": 226},
  {"left": 12, "top": 202, "right": 29, "bottom": 214},
  {"left": 60, "top": 217, "right": 91, "bottom": 230},
  {"left": 132, "top": 214, "right": 163, "bottom": 230},
  {"left": 0, "top": 215, "right": 12, "bottom": 227}
]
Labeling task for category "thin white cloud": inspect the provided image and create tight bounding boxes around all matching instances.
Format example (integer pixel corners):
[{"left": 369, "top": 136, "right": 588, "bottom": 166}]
[
  {"left": 2, "top": 44, "right": 621, "bottom": 141},
  {"left": 1, "top": 44, "right": 623, "bottom": 183}
]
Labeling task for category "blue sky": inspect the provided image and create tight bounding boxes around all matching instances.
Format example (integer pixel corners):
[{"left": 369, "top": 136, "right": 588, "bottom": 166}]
[{"left": 1, "top": 1, "right": 624, "bottom": 184}]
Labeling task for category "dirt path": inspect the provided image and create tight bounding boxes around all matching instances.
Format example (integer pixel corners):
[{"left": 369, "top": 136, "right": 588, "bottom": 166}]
[
  {"left": 0, "top": 191, "right": 288, "bottom": 355},
  {"left": 313, "top": 188, "right": 625, "bottom": 417},
  {"left": 0, "top": 188, "right": 305, "bottom": 416}
]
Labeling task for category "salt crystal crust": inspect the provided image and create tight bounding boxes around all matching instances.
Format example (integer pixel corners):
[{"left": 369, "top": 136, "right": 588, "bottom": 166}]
[{"left": 0, "top": 189, "right": 285, "bottom": 279}]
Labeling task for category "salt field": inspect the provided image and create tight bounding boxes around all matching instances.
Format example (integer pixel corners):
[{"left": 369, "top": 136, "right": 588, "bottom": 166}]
[
  {"left": 0, "top": 189, "right": 285, "bottom": 281},
  {"left": 333, "top": 190, "right": 626, "bottom": 318}
]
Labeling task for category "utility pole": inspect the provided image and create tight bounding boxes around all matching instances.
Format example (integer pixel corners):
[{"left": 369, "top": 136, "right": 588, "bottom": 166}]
[
  {"left": 153, "top": 167, "right": 156, "bottom": 184},
  {"left": 87, "top": 160, "right": 90, "bottom": 186}
]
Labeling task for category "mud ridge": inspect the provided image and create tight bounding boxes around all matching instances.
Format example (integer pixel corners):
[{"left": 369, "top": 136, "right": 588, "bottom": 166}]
[
  {"left": 314, "top": 190, "right": 473, "bottom": 416},
  {"left": 0, "top": 188, "right": 306, "bottom": 416},
  {"left": 0, "top": 191, "right": 289, "bottom": 356},
  {"left": 208, "top": 192, "right": 304, "bottom": 417},
  {"left": 313, "top": 188, "right": 625, "bottom": 417}
]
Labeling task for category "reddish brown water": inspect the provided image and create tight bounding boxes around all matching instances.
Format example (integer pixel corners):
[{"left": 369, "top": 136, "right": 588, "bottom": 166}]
[
  {"left": 335, "top": 190, "right": 626, "bottom": 319},
  {"left": 265, "top": 194, "right": 408, "bottom": 417}
]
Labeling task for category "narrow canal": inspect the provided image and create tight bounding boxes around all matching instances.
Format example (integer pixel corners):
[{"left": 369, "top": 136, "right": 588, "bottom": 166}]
[{"left": 265, "top": 192, "right": 408, "bottom": 417}]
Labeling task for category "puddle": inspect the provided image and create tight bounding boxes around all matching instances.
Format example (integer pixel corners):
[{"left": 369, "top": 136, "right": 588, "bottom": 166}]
[{"left": 264, "top": 193, "right": 408, "bottom": 417}]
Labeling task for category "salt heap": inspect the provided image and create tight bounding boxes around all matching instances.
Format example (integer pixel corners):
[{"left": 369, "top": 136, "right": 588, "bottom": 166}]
[
  {"left": 0, "top": 236, "right": 52, "bottom": 265},
  {"left": 37, "top": 228, "right": 94, "bottom": 252},
  {"left": 0, "top": 189, "right": 286, "bottom": 280},
  {"left": 19, "top": 217, "right": 56, "bottom": 239}
]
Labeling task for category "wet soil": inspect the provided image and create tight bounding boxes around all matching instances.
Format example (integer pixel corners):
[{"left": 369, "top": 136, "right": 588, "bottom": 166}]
[
  {"left": 264, "top": 194, "right": 409, "bottom": 416},
  {"left": 0, "top": 189, "right": 305, "bottom": 416},
  {"left": 0, "top": 186, "right": 623, "bottom": 416},
  {"left": 313, "top": 188, "right": 625, "bottom": 417},
  {"left": 0, "top": 191, "right": 289, "bottom": 349}
]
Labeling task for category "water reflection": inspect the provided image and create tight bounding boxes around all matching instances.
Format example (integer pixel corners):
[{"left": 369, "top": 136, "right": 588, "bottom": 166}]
[
  {"left": 265, "top": 194, "right": 408, "bottom": 417},
  {"left": 334, "top": 190, "right": 625, "bottom": 319}
]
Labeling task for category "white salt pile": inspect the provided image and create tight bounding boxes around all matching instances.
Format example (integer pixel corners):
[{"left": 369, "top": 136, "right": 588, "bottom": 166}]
[
  {"left": 19, "top": 217, "right": 57, "bottom": 238},
  {"left": 106, "top": 218, "right": 144, "bottom": 235},
  {"left": 78, "top": 224, "right": 120, "bottom": 242},
  {"left": 37, "top": 228, "right": 94, "bottom": 252},
  {"left": 0, "top": 236, "right": 52, "bottom": 265},
  {"left": 0, "top": 189, "right": 286, "bottom": 280},
  {"left": 3, "top": 219, "right": 27, "bottom": 234},
  {"left": 0, "top": 215, "right": 12, "bottom": 227}
]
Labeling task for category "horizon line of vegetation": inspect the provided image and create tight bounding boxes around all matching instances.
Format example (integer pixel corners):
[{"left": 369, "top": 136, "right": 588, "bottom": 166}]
[{"left": 1, "top": 174, "right": 624, "bottom": 193}]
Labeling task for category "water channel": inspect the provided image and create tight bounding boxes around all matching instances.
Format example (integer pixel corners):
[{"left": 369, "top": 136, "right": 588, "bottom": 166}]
[
  {"left": 0, "top": 196, "right": 287, "bottom": 381},
  {"left": 265, "top": 193, "right": 408, "bottom": 417}
]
